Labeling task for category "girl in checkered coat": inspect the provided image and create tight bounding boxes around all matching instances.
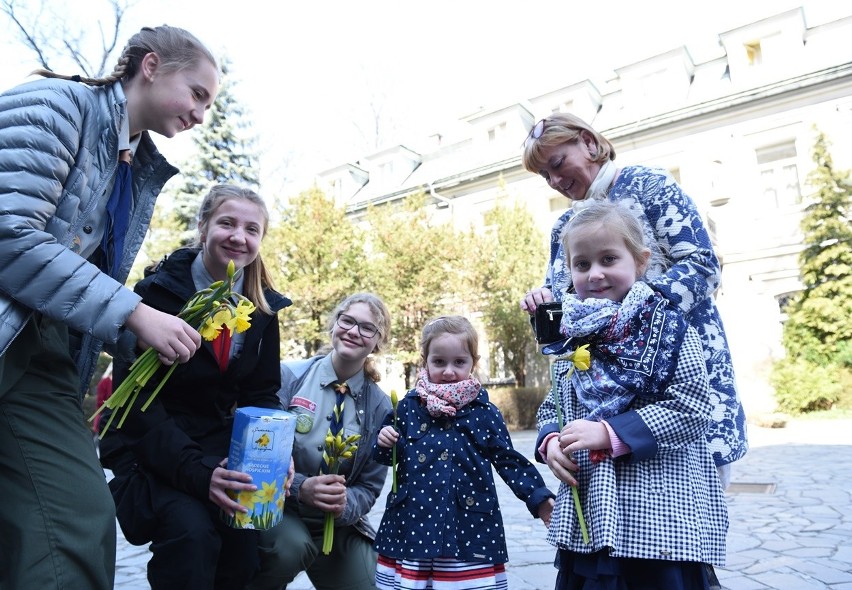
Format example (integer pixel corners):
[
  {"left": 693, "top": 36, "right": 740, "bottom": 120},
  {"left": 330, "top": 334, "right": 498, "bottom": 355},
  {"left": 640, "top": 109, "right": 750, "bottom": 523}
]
[
  {"left": 535, "top": 201, "right": 727, "bottom": 590},
  {"left": 374, "top": 315, "right": 555, "bottom": 590}
]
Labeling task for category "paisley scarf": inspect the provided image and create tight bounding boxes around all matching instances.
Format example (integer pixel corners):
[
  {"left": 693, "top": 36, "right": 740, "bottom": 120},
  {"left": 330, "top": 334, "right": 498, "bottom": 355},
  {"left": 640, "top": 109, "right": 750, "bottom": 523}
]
[
  {"left": 545, "top": 282, "right": 689, "bottom": 420},
  {"left": 415, "top": 369, "right": 481, "bottom": 418}
]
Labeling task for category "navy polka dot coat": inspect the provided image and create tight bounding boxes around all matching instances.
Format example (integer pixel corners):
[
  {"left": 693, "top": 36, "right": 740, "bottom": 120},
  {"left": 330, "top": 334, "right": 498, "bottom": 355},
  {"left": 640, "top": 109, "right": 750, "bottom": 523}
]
[{"left": 373, "top": 387, "right": 554, "bottom": 564}]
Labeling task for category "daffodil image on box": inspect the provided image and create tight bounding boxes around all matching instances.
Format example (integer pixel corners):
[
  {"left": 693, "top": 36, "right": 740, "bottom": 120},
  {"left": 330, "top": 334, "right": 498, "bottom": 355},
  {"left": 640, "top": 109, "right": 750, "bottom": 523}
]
[
  {"left": 91, "top": 260, "right": 255, "bottom": 437},
  {"left": 222, "top": 408, "right": 296, "bottom": 530},
  {"left": 224, "top": 479, "right": 284, "bottom": 530}
]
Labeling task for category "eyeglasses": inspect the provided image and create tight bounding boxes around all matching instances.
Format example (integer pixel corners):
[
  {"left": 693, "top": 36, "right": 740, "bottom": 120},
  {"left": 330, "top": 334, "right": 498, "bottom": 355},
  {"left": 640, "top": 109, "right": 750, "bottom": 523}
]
[
  {"left": 522, "top": 118, "right": 546, "bottom": 149},
  {"left": 336, "top": 313, "right": 380, "bottom": 339}
]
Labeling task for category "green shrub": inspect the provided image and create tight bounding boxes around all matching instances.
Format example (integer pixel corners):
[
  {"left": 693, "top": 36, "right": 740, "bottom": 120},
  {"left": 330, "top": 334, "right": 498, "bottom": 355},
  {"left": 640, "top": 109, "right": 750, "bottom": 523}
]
[
  {"left": 770, "top": 358, "right": 841, "bottom": 414},
  {"left": 487, "top": 386, "right": 548, "bottom": 430}
]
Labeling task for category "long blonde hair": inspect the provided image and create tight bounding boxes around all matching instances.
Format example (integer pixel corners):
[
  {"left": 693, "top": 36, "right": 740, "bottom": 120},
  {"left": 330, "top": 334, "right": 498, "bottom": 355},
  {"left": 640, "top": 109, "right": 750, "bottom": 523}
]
[
  {"left": 194, "top": 184, "right": 276, "bottom": 315},
  {"left": 32, "top": 25, "right": 217, "bottom": 86}
]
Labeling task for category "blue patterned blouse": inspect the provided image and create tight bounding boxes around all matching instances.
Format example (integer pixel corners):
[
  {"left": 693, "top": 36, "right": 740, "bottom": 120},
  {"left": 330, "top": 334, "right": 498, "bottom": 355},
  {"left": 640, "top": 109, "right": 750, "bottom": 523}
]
[{"left": 544, "top": 165, "right": 748, "bottom": 466}]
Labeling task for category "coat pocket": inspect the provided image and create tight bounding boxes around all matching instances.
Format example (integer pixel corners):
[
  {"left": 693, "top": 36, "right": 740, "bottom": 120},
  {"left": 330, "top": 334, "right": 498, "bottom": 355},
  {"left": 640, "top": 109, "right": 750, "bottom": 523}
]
[{"left": 455, "top": 487, "right": 497, "bottom": 515}]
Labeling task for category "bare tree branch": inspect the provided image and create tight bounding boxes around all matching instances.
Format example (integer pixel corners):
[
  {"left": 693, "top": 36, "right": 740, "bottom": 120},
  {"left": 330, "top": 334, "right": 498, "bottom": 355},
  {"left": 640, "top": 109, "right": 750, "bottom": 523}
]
[
  {"left": 2, "top": 0, "right": 52, "bottom": 70},
  {"left": 1, "top": 0, "right": 131, "bottom": 77},
  {"left": 96, "top": 0, "right": 127, "bottom": 76}
]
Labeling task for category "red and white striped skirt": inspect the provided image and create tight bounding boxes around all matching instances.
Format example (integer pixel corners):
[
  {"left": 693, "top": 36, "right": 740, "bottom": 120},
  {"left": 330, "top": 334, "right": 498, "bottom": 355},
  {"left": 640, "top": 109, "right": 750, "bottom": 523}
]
[{"left": 376, "top": 555, "right": 508, "bottom": 590}]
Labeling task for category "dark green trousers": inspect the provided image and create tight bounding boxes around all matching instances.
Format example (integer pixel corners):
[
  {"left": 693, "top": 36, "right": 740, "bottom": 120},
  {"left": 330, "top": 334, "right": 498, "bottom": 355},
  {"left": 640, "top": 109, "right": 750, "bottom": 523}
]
[
  {"left": 0, "top": 316, "right": 116, "bottom": 589},
  {"left": 248, "top": 504, "right": 377, "bottom": 590}
]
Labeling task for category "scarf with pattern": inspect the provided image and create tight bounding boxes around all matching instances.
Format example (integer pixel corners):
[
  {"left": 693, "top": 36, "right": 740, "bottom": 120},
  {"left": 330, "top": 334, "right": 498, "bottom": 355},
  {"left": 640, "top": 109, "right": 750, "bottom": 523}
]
[
  {"left": 546, "top": 282, "right": 689, "bottom": 420},
  {"left": 415, "top": 369, "right": 481, "bottom": 418}
]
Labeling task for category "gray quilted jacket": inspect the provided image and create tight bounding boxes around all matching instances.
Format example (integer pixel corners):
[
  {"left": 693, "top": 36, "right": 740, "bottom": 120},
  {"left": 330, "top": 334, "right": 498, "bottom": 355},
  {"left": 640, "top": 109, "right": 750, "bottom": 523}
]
[{"left": 0, "top": 77, "right": 178, "bottom": 393}]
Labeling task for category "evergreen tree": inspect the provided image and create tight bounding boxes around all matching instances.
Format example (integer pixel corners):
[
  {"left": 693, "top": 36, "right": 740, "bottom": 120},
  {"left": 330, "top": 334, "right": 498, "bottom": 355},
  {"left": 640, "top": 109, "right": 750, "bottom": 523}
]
[
  {"left": 168, "top": 57, "right": 260, "bottom": 244},
  {"left": 782, "top": 130, "right": 852, "bottom": 363}
]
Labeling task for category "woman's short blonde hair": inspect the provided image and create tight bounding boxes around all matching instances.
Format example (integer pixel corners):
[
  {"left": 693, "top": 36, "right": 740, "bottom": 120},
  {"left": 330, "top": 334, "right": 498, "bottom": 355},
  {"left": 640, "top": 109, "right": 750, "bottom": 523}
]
[{"left": 522, "top": 112, "right": 615, "bottom": 173}]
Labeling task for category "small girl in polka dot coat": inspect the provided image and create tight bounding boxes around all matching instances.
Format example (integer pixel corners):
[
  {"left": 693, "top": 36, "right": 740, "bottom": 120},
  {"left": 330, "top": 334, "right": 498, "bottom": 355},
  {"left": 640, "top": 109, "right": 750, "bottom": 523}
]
[{"left": 373, "top": 316, "right": 555, "bottom": 590}]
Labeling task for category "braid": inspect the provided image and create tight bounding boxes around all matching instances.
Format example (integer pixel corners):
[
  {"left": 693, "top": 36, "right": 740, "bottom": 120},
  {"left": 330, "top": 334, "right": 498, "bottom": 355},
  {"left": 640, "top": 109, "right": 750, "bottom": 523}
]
[{"left": 31, "top": 25, "right": 216, "bottom": 87}]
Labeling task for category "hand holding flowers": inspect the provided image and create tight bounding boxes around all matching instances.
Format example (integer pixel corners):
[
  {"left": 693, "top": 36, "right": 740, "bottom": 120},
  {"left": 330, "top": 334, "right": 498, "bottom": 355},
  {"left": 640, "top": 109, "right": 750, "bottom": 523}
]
[
  {"left": 91, "top": 260, "right": 255, "bottom": 437},
  {"left": 320, "top": 430, "right": 360, "bottom": 555}
]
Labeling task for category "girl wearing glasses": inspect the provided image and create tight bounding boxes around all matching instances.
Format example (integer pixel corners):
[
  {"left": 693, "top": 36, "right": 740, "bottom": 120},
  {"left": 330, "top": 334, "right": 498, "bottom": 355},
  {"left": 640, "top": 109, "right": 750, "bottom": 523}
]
[
  {"left": 248, "top": 292, "right": 393, "bottom": 590},
  {"left": 520, "top": 113, "right": 747, "bottom": 491}
]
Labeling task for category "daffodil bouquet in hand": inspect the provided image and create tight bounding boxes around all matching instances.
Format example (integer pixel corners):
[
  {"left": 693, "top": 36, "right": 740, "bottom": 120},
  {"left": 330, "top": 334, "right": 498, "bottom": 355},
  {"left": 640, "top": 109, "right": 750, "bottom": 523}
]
[
  {"left": 321, "top": 429, "right": 360, "bottom": 555},
  {"left": 92, "top": 260, "right": 255, "bottom": 437},
  {"left": 552, "top": 344, "right": 591, "bottom": 544}
]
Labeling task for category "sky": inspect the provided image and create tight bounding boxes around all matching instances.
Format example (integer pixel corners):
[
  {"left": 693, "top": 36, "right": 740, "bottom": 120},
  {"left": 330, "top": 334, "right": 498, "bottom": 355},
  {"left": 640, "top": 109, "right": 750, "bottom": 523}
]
[{"left": 1, "top": 0, "right": 848, "bottom": 192}]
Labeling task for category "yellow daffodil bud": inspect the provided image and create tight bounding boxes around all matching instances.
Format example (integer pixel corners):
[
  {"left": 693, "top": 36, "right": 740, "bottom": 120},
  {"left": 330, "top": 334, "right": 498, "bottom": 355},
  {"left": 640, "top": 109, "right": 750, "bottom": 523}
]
[{"left": 573, "top": 344, "right": 591, "bottom": 371}]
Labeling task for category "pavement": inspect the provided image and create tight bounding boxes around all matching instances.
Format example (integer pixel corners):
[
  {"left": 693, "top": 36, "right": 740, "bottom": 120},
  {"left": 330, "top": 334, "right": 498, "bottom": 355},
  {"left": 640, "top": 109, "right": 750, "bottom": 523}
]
[{"left": 113, "top": 418, "right": 852, "bottom": 590}]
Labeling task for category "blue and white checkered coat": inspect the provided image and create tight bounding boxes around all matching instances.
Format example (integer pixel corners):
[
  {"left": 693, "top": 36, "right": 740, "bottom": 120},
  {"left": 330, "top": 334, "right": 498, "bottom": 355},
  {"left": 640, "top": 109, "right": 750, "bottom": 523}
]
[
  {"left": 545, "top": 165, "right": 748, "bottom": 466},
  {"left": 536, "top": 327, "right": 728, "bottom": 565}
]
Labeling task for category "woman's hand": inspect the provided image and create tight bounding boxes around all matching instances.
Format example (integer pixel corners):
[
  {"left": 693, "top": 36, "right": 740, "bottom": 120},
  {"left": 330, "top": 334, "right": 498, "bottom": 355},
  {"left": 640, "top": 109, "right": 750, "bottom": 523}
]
[
  {"left": 544, "top": 435, "right": 579, "bottom": 486},
  {"left": 559, "top": 419, "right": 610, "bottom": 455},
  {"left": 126, "top": 302, "right": 201, "bottom": 365},
  {"left": 299, "top": 474, "right": 347, "bottom": 516},
  {"left": 520, "top": 287, "right": 554, "bottom": 314},
  {"left": 377, "top": 425, "right": 399, "bottom": 448},
  {"left": 209, "top": 461, "right": 256, "bottom": 517}
]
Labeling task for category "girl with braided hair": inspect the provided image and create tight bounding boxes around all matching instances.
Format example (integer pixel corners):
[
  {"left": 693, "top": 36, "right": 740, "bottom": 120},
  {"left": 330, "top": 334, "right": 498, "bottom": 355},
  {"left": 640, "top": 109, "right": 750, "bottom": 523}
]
[{"left": 0, "top": 25, "right": 218, "bottom": 589}]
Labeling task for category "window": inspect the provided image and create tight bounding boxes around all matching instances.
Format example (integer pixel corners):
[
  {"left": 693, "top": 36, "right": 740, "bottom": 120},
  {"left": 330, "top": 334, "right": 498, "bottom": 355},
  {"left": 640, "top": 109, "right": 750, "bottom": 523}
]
[
  {"left": 775, "top": 291, "right": 798, "bottom": 322},
  {"left": 745, "top": 41, "right": 763, "bottom": 66},
  {"left": 755, "top": 142, "right": 801, "bottom": 208},
  {"left": 552, "top": 100, "right": 574, "bottom": 114},
  {"left": 329, "top": 178, "right": 341, "bottom": 200},
  {"left": 377, "top": 161, "right": 394, "bottom": 182},
  {"left": 487, "top": 122, "right": 507, "bottom": 142}
]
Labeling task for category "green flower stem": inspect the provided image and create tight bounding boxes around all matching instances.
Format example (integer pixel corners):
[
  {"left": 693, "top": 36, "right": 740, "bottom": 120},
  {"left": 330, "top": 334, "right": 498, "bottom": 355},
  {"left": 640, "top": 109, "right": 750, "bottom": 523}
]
[
  {"left": 89, "top": 265, "right": 251, "bottom": 437},
  {"left": 551, "top": 359, "right": 590, "bottom": 545},
  {"left": 391, "top": 390, "right": 399, "bottom": 494},
  {"left": 322, "top": 511, "right": 334, "bottom": 554}
]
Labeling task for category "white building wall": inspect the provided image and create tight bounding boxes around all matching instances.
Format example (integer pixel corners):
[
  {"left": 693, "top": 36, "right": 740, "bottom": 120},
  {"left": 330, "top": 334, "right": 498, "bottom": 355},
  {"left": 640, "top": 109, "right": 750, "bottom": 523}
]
[{"left": 311, "top": 6, "right": 852, "bottom": 411}]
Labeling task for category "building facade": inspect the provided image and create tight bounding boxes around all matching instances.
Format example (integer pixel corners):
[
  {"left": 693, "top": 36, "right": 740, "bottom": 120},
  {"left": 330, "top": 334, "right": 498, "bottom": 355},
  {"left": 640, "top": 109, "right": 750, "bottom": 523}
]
[{"left": 313, "top": 7, "right": 852, "bottom": 414}]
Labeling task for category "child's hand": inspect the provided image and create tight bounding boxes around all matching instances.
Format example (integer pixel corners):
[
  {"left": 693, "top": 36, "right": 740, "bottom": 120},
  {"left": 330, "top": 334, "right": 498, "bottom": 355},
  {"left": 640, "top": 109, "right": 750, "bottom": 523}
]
[
  {"left": 538, "top": 497, "right": 555, "bottom": 528},
  {"left": 545, "top": 435, "right": 578, "bottom": 486},
  {"left": 377, "top": 425, "right": 399, "bottom": 448},
  {"left": 559, "top": 419, "right": 609, "bottom": 455}
]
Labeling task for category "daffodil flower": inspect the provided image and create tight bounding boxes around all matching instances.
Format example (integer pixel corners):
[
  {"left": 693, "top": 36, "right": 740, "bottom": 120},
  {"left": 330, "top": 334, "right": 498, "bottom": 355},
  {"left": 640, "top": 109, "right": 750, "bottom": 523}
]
[
  {"left": 91, "top": 261, "right": 255, "bottom": 436},
  {"left": 234, "top": 299, "right": 255, "bottom": 332},
  {"left": 234, "top": 511, "right": 252, "bottom": 528},
  {"left": 256, "top": 480, "right": 277, "bottom": 505},
  {"left": 551, "top": 344, "right": 593, "bottom": 545},
  {"left": 320, "top": 427, "right": 361, "bottom": 555}
]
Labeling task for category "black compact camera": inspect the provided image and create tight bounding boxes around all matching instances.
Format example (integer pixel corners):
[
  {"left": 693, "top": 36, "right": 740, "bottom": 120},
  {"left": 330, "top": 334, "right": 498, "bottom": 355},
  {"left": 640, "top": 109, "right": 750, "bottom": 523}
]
[{"left": 533, "top": 302, "right": 563, "bottom": 345}]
